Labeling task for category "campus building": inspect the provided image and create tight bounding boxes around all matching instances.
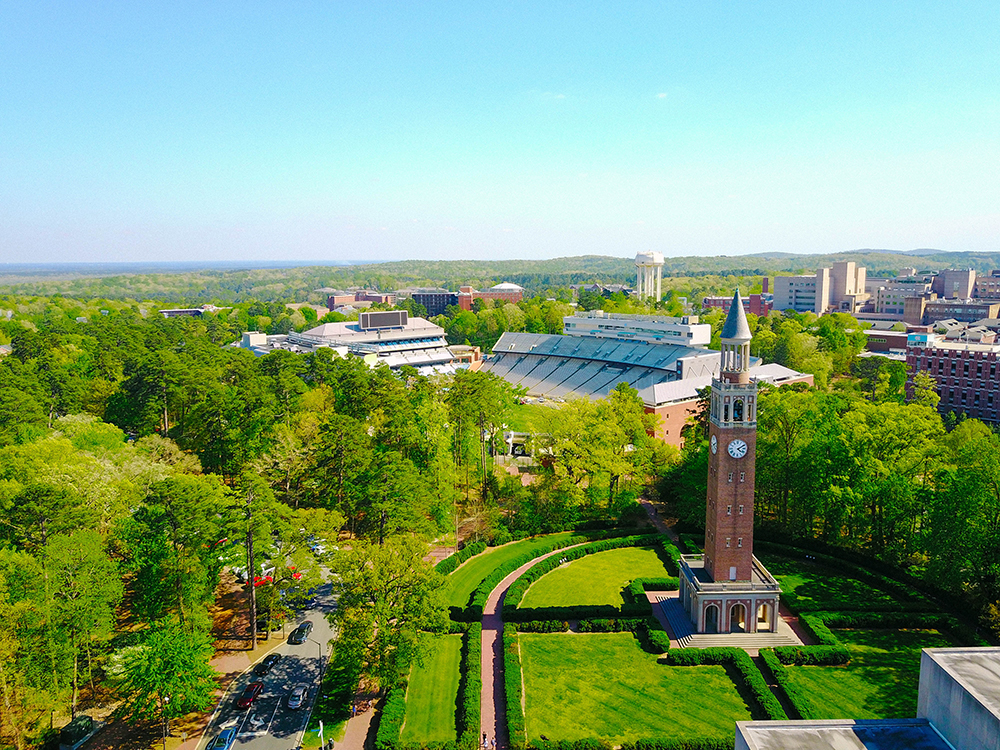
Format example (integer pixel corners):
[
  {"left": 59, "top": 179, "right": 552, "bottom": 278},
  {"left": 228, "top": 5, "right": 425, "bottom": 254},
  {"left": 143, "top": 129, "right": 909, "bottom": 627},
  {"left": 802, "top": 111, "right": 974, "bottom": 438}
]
[
  {"left": 237, "top": 310, "right": 456, "bottom": 375},
  {"left": 483, "top": 304, "right": 812, "bottom": 446},
  {"left": 772, "top": 262, "right": 868, "bottom": 314},
  {"left": 906, "top": 326, "right": 1000, "bottom": 424},
  {"left": 678, "top": 293, "right": 781, "bottom": 635},
  {"left": 563, "top": 310, "right": 711, "bottom": 346},
  {"left": 701, "top": 293, "right": 772, "bottom": 317},
  {"left": 456, "top": 282, "right": 525, "bottom": 310},
  {"left": 737, "top": 647, "right": 1000, "bottom": 750}
]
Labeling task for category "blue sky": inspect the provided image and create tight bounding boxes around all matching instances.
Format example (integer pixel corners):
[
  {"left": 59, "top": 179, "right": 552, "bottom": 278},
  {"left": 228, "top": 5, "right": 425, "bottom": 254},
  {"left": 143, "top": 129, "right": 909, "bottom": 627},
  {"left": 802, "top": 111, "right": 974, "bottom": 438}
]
[{"left": 2, "top": 2, "right": 998, "bottom": 262}]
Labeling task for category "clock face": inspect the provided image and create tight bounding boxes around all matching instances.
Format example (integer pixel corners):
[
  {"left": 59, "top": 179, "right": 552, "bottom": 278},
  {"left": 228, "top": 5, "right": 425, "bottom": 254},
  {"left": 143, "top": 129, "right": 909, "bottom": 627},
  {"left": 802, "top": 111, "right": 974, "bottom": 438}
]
[
  {"left": 727, "top": 439, "right": 748, "bottom": 459},
  {"left": 710, "top": 435, "right": 717, "bottom": 454}
]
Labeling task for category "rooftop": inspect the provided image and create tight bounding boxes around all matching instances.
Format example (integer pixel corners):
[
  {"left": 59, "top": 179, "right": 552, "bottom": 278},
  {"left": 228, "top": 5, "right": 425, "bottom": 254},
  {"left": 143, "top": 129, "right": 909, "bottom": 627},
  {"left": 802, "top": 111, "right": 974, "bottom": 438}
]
[
  {"left": 737, "top": 719, "right": 952, "bottom": 750},
  {"left": 680, "top": 554, "right": 780, "bottom": 592},
  {"left": 924, "top": 647, "right": 1000, "bottom": 719}
]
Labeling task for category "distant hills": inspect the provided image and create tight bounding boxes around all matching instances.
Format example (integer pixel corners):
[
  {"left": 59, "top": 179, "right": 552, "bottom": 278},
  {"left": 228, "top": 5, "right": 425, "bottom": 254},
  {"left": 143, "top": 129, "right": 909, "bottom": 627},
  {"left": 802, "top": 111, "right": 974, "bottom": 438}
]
[{"left": 1, "top": 249, "right": 998, "bottom": 303}]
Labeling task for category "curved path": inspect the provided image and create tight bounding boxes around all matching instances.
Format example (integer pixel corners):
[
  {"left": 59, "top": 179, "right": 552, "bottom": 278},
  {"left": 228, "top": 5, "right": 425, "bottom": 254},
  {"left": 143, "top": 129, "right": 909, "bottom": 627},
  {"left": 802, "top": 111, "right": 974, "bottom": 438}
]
[{"left": 479, "top": 544, "right": 588, "bottom": 750}]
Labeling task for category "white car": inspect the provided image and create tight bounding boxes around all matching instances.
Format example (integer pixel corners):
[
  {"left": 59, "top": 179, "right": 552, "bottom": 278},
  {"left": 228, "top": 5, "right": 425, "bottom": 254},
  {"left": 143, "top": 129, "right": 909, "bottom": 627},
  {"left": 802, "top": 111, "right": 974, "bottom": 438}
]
[{"left": 287, "top": 683, "right": 310, "bottom": 710}]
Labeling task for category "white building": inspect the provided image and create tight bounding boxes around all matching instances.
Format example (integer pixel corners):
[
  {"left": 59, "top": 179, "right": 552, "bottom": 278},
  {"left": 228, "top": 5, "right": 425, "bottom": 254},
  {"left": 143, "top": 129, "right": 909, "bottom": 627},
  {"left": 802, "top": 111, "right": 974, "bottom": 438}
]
[
  {"left": 563, "top": 310, "right": 711, "bottom": 347},
  {"left": 772, "top": 262, "right": 868, "bottom": 314},
  {"left": 237, "top": 311, "right": 456, "bottom": 375}
]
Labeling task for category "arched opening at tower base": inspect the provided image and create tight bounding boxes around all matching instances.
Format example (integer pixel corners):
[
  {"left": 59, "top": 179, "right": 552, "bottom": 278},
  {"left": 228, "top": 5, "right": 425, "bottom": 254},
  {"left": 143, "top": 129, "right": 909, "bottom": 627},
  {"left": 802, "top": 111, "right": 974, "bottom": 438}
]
[
  {"left": 704, "top": 604, "right": 719, "bottom": 634},
  {"left": 756, "top": 602, "right": 772, "bottom": 632},
  {"left": 729, "top": 603, "right": 747, "bottom": 633}
]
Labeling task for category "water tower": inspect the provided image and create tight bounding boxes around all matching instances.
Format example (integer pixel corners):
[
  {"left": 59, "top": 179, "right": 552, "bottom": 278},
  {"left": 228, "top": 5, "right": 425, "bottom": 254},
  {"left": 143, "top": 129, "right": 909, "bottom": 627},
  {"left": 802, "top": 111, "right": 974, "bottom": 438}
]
[{"left": 635, "top": 251, "right": 665, "bottom": 300}]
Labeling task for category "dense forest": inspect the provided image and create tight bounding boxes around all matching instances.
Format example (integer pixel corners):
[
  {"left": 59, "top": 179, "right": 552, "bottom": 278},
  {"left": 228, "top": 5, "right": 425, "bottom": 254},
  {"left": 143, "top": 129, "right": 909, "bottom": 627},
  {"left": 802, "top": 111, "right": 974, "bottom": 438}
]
[
  {"left": 0, "top": 294, "right": 662, "bottom": 749},
  {"left": 1, "top": 268, "right": 999, "bottom": 748}
]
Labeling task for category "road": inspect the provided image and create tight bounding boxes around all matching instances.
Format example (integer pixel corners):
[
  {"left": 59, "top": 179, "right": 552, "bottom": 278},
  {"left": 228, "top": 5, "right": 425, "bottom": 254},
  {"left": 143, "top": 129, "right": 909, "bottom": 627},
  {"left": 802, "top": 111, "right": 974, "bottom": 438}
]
[{"left": 199, "top": 583, "right": 337, "bottom": 750}]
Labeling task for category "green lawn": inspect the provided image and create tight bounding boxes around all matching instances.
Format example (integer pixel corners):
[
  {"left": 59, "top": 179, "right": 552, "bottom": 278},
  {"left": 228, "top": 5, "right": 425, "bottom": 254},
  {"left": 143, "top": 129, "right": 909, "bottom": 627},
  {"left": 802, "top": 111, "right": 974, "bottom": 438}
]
[
  {"left": 520, "top": 546, "right": 672, "bottom": 609},
  {"left": 762, "top": 556, "right": 903, "bottom": 612},
  {"left": 443, "top": 532, "right": 575, "bottom": 610},
  {"left": 520, "top": 632, "right": 751, "bottom": 744},
  {"left": 785, "top": 628, "right": 955, "bottom": 719},
  {"left": 400, "top": 634, "right": 463, "bottom": 744}
]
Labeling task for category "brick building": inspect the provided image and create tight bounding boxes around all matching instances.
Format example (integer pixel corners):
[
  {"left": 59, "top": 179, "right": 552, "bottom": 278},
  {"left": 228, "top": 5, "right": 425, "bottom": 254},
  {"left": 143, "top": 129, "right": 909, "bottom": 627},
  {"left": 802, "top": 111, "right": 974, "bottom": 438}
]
[
  {"left": 907, "top": 328, "right": 1000, "bottom": 424},
  {"left": 701, "top": 293, "right": 772, "bottom": 317},
  {"left": 456, "top": 282, "right": 525, "bottom": 310}
]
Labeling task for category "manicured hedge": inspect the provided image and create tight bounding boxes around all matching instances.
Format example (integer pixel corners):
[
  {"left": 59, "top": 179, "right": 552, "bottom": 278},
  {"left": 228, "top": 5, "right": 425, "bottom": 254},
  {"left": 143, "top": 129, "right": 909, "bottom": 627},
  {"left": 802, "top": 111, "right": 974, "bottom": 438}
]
[
  {"left": 375, "top": 685, "right": 408, "bottom": 750},
  {"left": 527, "top": 740, "right": 612, "bottom": 750},
  {"left": 760, "top": 648, "right": 816, "bottom": 721},
  {"left": 647, "top": 627, "right": 671, "bottom": 654},
  {"left": 797, "top": 610, "right": 989, "bottom": 650},
  {"left": 772, "top": 645, "right": 849, "bottom": 665},
  {"left": 575, "top": 618, "right": 646, "bottom": 633},
  {"left": 503, "top": 624, "right": 526, "bottom": 750},
  {"left": 436, "top": 541, "right": 489, "bottom": 576},
  {"left": 621, "top": 740, "right": 732, "bottom": 750},
  {"left": 465, "top": 535, "right": 594, "bottom": 620},
  {"left": 626, "top": 578, "right": 680, "bottom": 599},
  {"left": 457, "top": 624, "right": 483, "bottom": 750},
  {"left": 502, "top": 534, "right": 665, "bottom": 619},
  {"left": 507, "top": 603, "right": 653, "bottom": 622},
  {"left": 663, "top": 648, "right": 787, "bottom": 721},
  {"left": 517, "top": 620, "right": 569, "bottom": 633}
]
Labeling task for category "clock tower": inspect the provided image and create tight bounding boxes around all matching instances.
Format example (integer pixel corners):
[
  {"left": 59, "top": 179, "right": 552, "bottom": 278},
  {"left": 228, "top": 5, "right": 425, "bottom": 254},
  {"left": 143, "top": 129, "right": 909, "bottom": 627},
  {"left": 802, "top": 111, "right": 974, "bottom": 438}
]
[
  {"left": 705, "top": 290, "right": 757, "bottom": 582},
  {"left": 677, "top": 290, "right": 780, "bottom": 635}
]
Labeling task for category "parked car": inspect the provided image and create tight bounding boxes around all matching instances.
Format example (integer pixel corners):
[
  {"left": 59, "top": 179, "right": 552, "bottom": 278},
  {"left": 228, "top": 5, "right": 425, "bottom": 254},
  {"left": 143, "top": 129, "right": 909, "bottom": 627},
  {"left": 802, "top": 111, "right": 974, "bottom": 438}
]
[
  {"left": 254, "top": 653, "right": 280, "bottom": 676},
  {"left": 289, "top": 620, "right": 314, "bottom": 645},
  {"left": 209, "top": 728, "right": 237, "bottom": 749},
  {"left": 287, "top": 683, "right": 310, "bottom": 710},
  {"left": 236, "top": 682, "right": 263, "bottom": 708}
]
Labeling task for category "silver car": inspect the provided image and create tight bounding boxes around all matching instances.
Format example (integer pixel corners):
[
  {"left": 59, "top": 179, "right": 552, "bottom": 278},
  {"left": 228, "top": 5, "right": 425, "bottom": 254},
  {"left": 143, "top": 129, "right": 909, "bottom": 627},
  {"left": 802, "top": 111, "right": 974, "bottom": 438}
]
[{"left": 287, "top": 683, "right": 309, "bottom": 710}]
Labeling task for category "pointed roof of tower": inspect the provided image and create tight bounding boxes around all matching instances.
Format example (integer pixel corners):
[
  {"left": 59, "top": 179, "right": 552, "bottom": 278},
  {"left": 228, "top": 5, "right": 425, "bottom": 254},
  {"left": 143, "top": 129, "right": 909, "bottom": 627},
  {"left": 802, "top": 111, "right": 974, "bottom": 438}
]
[{"left": 720, "top": 290, "right": 752, "bottom": 341}]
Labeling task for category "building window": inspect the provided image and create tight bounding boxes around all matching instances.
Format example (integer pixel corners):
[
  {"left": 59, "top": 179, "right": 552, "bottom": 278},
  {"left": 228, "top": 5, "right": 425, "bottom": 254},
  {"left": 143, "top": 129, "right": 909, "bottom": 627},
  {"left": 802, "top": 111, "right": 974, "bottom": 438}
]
[
  {"left": 992, "top": 364, "right": 997, "bottom": 377},
  {"left": 728, "top": 472, "right": 734, "bottom": 483},
  {"left": 740, "top": 472, "right": 745, "bottom": 483},
  {"left": 727, "top": 505, "right": 732, "bottom": 516},
  {"left": 978, "top": 363, "right": 983, "bottom": 376},
  {"left": 726, "top": 538, "right": 731, "bottom": 548},
  {"left": 737, "top": 538, "right": 743, "bottom": 548}
]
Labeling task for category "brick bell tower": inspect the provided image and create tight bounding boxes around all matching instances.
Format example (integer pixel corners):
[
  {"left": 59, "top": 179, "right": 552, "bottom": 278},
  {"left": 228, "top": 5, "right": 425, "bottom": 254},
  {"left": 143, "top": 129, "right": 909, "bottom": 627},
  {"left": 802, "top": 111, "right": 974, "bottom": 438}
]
[
  {"left": 677, "top": 289, "right": 780, "bottom": 635},
  {"left": 705, "top": 289, "right": 757, "bottom": 582}
]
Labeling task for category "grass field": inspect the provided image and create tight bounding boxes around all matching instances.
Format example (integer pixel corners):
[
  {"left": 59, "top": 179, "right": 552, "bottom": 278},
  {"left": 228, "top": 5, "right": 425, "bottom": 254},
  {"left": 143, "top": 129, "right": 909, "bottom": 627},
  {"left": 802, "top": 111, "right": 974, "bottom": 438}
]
[
  {"left": 400, "top": 634, "right": 463, "bottom": 744},
  {"left": 520, "top": 546, "right": 672, "bottom": 609},
  {"left": 443, "top": 532, "right": 575, "bottom": 610},
  {"left": 520, "top": 632, "right": 750, "bottom": 744},
  {"left": 785, "top": 628, "right": 955, "bottom": 719},
  {"left": 762, "top": 556, "right": 903, "bottom": 612}
]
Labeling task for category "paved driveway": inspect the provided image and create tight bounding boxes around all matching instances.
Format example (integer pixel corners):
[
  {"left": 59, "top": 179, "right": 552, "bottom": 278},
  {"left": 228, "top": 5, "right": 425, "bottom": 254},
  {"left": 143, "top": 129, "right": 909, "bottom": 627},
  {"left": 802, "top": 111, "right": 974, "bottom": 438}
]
[{"left": 199, "top": 583, "right": 337, "bottom": 750}]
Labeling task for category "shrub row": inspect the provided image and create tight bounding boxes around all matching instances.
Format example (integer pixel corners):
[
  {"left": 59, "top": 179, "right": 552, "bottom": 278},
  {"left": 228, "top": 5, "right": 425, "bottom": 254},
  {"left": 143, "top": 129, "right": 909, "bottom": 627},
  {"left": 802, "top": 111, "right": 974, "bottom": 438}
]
[
  {"left": 507, "top": 603, "right": 653, "bottom": 622},
  {"left": 516, "top": 620, "right": 569, "bottom": 633},
  {"left": 620, "top": 739, "right": 733, "bottom": 750},
  {"left": 576, "top": 618, "right": 646, "bottom": 633},
  {"left": 821, "top": 610, "right": 989, "bottom": 647},
  {"left": 625, "top": 578, "right": 680, "bottom": 601},
  {"left": 502, "top": 533, "right": 665, "bottom": 618},
  {"left": 457, "top": 624, "right": 483, "bottom": 750},
  {"left": 527, "top": 740, "right": 612, "bottom": 750},
  {"left": 375, "top": 685, "right": 408, "bottom": 750},
  {"left": 759, "top": 648, "right": 815, "bottom": 721},
  {"left": 647, "top": 627, "right": 671, "bottom": 654},
  {"left": 436, "top": 541, "right": 489, "bottom": 576},
  {"left": 503, "top": 624, "right": 526, "bottom": 750},
  {"left": 464, "top": 535, "right": 593, "bottom": 620},
  {"left": 663, "top": 648, "right": 787, "bottom": 721},
  {"left": 772, "top": 645, "right": 849, "bottom": 666}
]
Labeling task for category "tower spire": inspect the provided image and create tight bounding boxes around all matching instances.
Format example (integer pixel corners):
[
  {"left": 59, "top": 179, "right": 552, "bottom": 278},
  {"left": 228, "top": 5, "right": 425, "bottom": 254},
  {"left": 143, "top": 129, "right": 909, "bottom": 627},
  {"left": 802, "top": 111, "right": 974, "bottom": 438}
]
[{"left": 720, "top": 289, "right": 752, "bottom": 342}]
